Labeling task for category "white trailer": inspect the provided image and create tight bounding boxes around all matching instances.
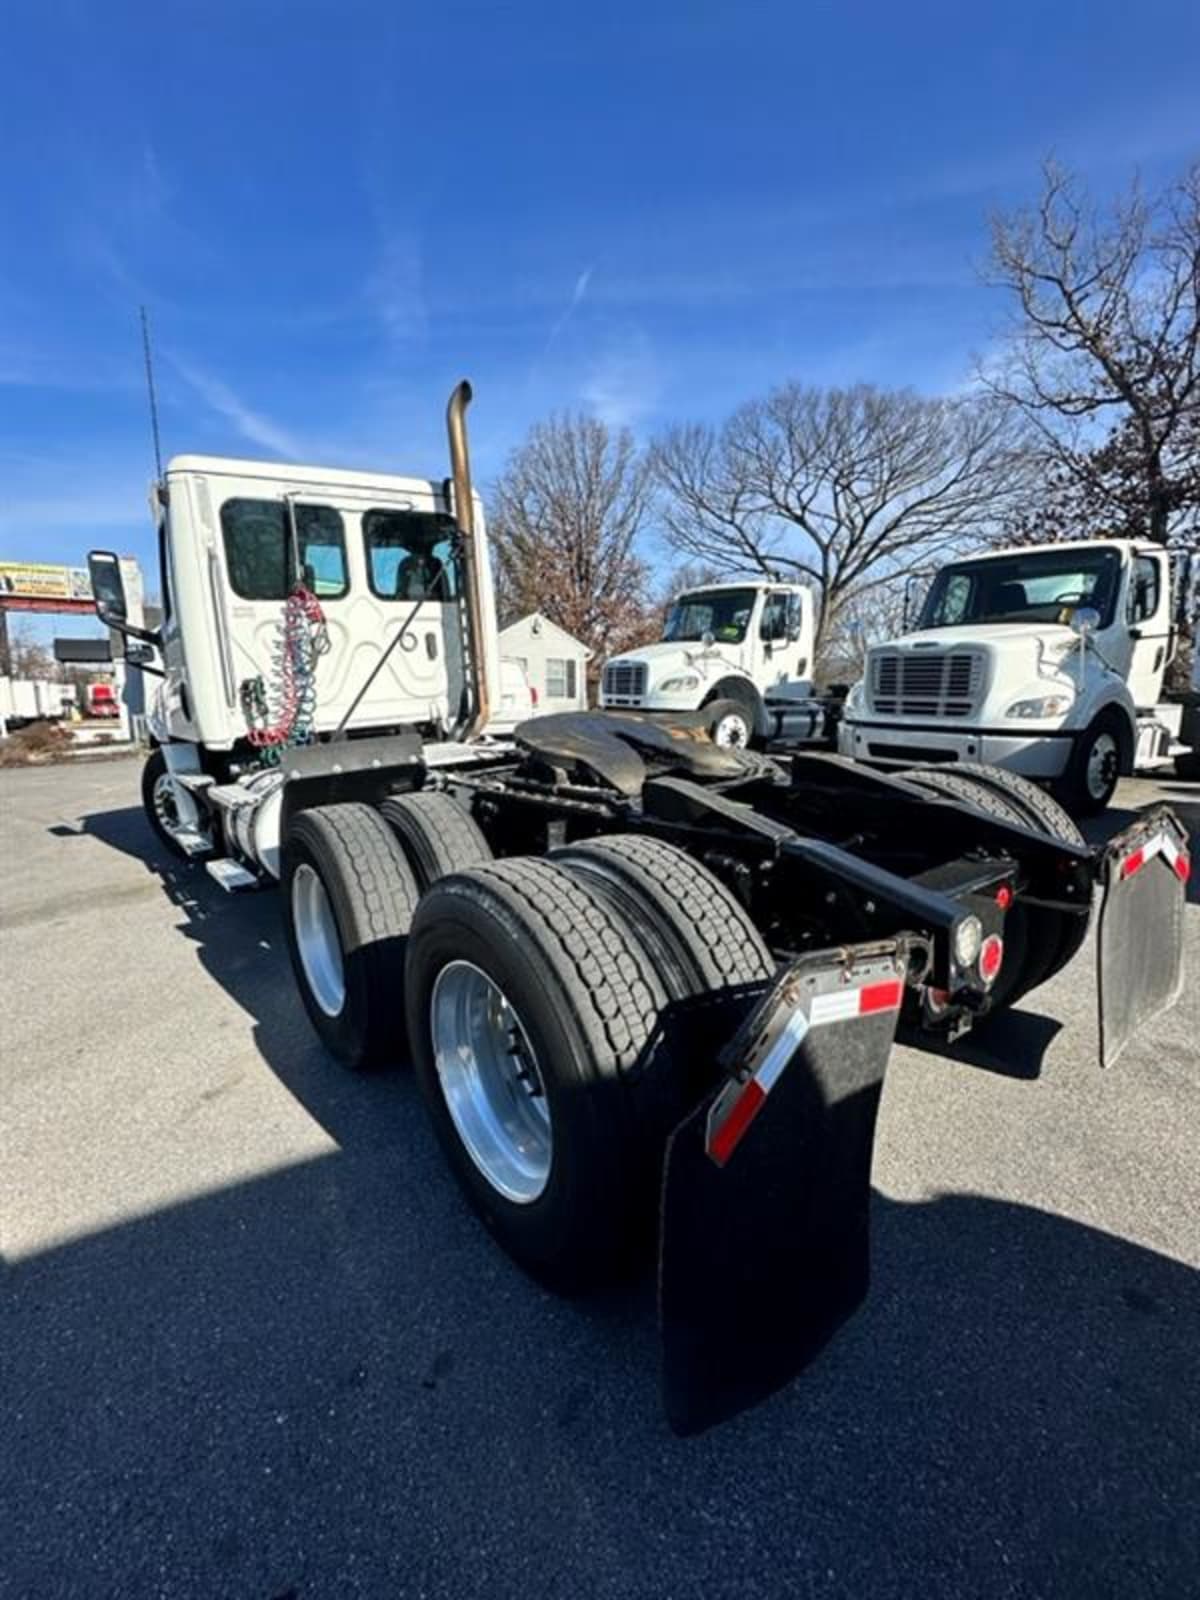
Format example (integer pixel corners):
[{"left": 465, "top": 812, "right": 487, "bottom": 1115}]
[
  {"left": 0, "top": 675, "right": 71, "bottom": 733},
  {"left": 838, "top": 538, "right": 1193, "bottom": 814}
]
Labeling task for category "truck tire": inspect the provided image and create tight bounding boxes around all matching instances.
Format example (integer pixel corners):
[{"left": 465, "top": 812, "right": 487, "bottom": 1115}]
[
  {"left": 380, "top": 791, "right": 492, "bottom": 890},
  {"left": 910, "top": 760, "right": 1090, "bottom": 992},
  {"left": 704, "top": 697, "right": 755, "bottom": 749},
  {"left": 141, "top": 747, "right": 211, "bottom": 861},
  {"left": 550, "top": 834, "right": 774, "bottom": 998},
  {"left": 1055, "top": 712, "right": 1123, "bottom": 816},
  {"left": 1175, "top": 751, "right": 1200, "bottom": 782},
  {"left": 933, "top": 760, "right": 1083, "bottom": 846},
  {"left": 405, "top": 858, "right": 671, "bottom": 1290},
  {"left": 901, "top": 767, "right": 1056, "bottom": 1007},
  {"left": 282, "top": 803, "right": 419, "bottom": 1070}
]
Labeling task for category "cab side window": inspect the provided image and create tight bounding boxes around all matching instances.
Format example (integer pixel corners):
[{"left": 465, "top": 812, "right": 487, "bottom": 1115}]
[
  {"left": 1127, "top": 556, "right": 1160, "bottom": 624},
  {"left": 219, "top": 499, "right": 348, "bottom": 600},
  {"left": 363, "top": 510, "right": 460, "bottom": 602},
  {"left": 760, "top": 593, "right": 789, "bottom": 642}
]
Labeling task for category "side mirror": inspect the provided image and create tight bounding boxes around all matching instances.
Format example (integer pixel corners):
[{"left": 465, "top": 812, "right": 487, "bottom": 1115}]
[
  {"left": 88, "top": 550, "right": 127, "bottom": 626},
  {"left": 1070, "top": 606, "right": 1102, "bottom": 637},
  {"left": 701, "top": 629, "right": 716, "bottom": 649}
]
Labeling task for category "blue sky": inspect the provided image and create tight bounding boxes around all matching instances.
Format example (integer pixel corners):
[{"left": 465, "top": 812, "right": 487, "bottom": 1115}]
[{"left": 2, "top": 0, "right": 1197, "bottom": 637}]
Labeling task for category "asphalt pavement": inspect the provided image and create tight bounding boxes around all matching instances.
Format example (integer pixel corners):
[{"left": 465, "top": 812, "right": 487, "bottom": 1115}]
[{"left": 2, "top": 756, "right": 1198, "bottom": 1600}]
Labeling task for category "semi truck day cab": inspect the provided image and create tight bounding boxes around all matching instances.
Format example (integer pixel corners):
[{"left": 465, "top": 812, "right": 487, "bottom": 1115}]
[
  {"left": 87, "top": 383, "right": 1188, "bottom": 1433},
  {"left": 839, "top": 539, "right": 1197, "bottom": 814},
  {"left": 599, "top": 580, "right": 839, "bottom": 749}
]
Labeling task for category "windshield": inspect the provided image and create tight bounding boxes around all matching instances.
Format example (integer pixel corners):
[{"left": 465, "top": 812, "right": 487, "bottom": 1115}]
[
  {"left": 663, "top": 588, "right": 756, "bottom": 644},
  {"left": 918, "top": 548, "right": 1122, "bottom": 630}
]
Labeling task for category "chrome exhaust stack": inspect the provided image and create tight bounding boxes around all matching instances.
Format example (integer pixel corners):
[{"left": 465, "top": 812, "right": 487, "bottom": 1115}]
[{"left": 446, "top": 380, "right": 491, "bottom": 740}]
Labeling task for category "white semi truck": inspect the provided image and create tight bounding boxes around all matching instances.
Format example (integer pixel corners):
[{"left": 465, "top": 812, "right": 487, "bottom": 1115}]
[
  {"left": 838, "top": 538, "right": 1195, "bottom": 814},
  {"left": 86, "top": 385, "right": 1188, "bottom": 1433},
  {"left": 599, "top": 579, "right": 838, "bottom": 748}
]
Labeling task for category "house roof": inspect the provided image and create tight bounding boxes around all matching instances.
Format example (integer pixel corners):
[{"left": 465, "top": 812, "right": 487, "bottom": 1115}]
[{"left": 498, "top": 611, "right": 593, "bottom": 659}]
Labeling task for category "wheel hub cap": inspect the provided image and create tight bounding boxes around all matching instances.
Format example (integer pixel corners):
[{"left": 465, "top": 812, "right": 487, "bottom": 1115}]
[{"left": 1088, "top": 733, "right": 1118, "bottom": 799}]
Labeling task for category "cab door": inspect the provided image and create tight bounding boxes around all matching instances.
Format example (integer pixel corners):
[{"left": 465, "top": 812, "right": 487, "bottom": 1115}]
[
  {"left": 1124, "top": 551, "right": 1172, "bottom": 710},
  {"left": 213, "top": 484, "right": 454, "bottom": 738},
  {"left": 758, "top": 589, "right": 810, "bottom": 688}
]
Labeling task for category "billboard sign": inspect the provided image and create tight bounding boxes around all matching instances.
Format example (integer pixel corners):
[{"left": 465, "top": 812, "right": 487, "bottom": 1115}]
[{"left": 0, "top": 562, "right": 93, "bottom": 602}]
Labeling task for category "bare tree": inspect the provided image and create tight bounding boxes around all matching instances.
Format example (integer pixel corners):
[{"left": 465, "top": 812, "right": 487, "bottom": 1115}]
[
  {"left": 652, "top": 384, "right": 1027, "bottom": 657},
  {"left": 489, "top": 414, "right": 657, "bottom": 665},
  {"left": 986, "top": 158, "right": 1200, "bottom": 544},
  {"left": 6, "top": 626, "right": 56, "bottom": 678}
]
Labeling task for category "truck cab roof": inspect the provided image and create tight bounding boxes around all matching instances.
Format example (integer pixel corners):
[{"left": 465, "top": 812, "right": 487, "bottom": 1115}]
[
  {"left": 959, "top": 537, "right": 1146, "bottom": 563},
  {"left": 164, "top": 454, "right": 458, "bottom": 504}
]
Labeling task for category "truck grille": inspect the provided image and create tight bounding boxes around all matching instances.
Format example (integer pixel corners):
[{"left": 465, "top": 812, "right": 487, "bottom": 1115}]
[
  {"left": 602, "top": 661, "right": 647, "bottom": 704},
  {"left": 869, "top": 650, "right": 984, "bottom": 718}
]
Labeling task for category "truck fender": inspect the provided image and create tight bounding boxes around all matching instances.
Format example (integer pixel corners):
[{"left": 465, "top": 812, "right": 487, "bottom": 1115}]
[
  {"left": 1074, "top": 688, "right": 1137, "bottom": 775},
  {"left": 701, "top": 676, "right": 769, "bottom": 740}
]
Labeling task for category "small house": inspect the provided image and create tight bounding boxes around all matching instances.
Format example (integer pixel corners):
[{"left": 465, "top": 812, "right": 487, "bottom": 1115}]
[{"left": 499, "top": 612, "right": 592, "bottom": 713}]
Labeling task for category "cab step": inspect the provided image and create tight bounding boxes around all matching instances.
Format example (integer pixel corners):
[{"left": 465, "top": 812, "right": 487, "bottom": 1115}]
[{"left": 204, "top": 857, "right": 261, "bottom": 893}]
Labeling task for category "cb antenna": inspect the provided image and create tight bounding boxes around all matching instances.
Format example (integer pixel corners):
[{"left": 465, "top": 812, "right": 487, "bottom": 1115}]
[{"left": 140, "top": 304, "right": 163, "bottom": 482}]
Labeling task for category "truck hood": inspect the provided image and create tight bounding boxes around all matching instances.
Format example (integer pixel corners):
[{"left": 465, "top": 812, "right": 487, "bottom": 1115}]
[
  {"left": 892, "top": 623, "right": 1078, "bottom": 654},
  {"left": 606, "top": 641, "right": 735, "bottom": 672}
]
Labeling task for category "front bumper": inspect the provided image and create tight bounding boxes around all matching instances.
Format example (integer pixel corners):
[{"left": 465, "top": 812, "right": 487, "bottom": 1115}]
[{"left": 839, "top": 718, "right": 1075, "bottom": 779}]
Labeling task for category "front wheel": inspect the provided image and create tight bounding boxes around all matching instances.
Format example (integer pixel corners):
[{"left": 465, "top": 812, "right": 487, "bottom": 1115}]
[
  {"left": 1055, "top": 716, "right": 1123, "bottom": 816},
  {"left": 705, "top": 698, "right": 754, "bottom": 749},
  {"left": 140, "top": 747, "right": 211, "bottom": 860}
]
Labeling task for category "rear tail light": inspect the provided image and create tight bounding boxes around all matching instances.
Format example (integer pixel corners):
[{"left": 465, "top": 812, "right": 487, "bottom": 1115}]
[
  {"left": 530, "top": 686, "right": 539, "bottom": 706},
  {"left": 978, "top": 934, "right": 1004, "bottom": 987}
]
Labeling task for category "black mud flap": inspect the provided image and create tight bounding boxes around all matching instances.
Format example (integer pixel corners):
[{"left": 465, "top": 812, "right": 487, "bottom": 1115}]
[
  {"left": 1097, "top": 807, "right": 1189, "bottom": 1069},
  {"left": 658, "top": 941, "right": 908, "bottom": 1436}
]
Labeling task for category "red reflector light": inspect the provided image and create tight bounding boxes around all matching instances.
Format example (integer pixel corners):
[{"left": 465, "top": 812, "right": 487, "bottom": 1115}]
[
  {"left": 1176, "top": 852, "right": 1191, "bottom": 884},
  {"left": 858, "top": 978, "right": 904, "bottom": 1014},
  {"left": 995, "top": 884, "right": 1013, "bottom": 911},
  {"left": 706, "top": 1079, "right": 766, "bottom": 1167},
  {"left": 1121, "top": 847, "right": 1145, "bottom": 880},
  {"left": 978, "top": 934, "right": 1004, "bottom": 985}
]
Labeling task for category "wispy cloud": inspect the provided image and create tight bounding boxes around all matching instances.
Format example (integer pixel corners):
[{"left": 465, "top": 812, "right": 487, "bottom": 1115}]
[
  {"left": 545, "top": 264, "right": 594, "bottom": 348},
  {"left": 365, "top": 229, "right": 427, "bottom": 344},
  {"left": 580, "top": 329, "right": 660, "bottom": 429},
  {"left": 172, "top": 359, "right": 304, "bottom": 458}
]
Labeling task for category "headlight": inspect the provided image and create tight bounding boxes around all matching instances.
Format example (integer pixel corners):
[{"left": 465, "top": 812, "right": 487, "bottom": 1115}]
[
  {"left": 844, "top": 680, "right": 864, "bottom": 713},
  {"left": 659, "top": 673, "right": 701, "bottom": 693},
  {"left": 1005, "top": 694, "right": 1073, "bottom": 719}
]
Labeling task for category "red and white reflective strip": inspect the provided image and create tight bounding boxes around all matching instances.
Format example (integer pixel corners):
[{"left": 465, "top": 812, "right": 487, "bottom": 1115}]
[
  {"left": 705, "top": 977, "right": 904, "bottom": 1168},
  {"left": 1120, "top": 831, "right": 1190, "bottom": 884}
]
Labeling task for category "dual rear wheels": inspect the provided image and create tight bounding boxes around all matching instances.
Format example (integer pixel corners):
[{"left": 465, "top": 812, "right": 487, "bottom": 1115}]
[
  {"left": 281, "top": 795, "right": 774, "bottom": 1286},
  {"left": 903, "top": 760, "right": 1087, "bottom": 1007}
]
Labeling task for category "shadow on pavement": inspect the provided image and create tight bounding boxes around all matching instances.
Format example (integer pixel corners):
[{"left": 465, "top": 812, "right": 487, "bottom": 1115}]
[
  {"left": 24, "top": 787, "right": 1200, "bottom": 1595},
  {"left": 4, "top": 1141, "right": 1197, "bottom": 1598},
  {"left": 907, "top": 1006, "right": 1063, "bottom": 1080}
]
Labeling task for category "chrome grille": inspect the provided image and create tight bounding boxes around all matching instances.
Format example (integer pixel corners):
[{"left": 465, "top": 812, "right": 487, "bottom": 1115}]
[
  {"left": 869, "top": 649, "right": 984, "bottom": 718},
  {"left": 602, "top": 661, "right": 647, "bottom": 703}
]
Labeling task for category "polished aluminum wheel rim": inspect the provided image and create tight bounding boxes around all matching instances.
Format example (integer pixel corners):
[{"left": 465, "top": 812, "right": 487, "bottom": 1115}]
[
  {"left": 292, "top": 863, "right": 345, "bottom": 1017},
  {"left": 152, "top": 772, "right": 180, "bottom": 831},
  {"left": 430, "top": 960, "right": 551, "bottom": 1204},
  {"left": 1087, "top": 732, "right": 1118, "bottom": 800}
]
